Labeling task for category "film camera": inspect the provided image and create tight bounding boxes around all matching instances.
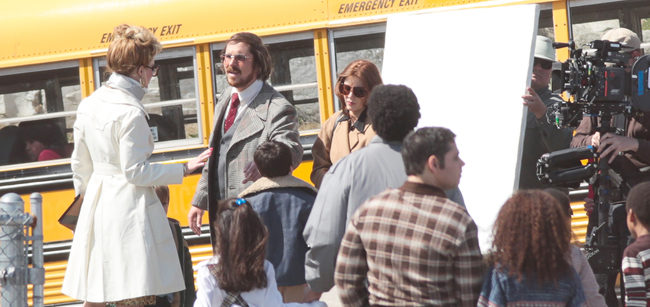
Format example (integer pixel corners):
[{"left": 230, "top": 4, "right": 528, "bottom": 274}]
[
  {"left": 536, "top": 39, "right": 650, "bottom": 306},
  {"left": 537, "top": 39, "right": 650, "bottom": 187}
]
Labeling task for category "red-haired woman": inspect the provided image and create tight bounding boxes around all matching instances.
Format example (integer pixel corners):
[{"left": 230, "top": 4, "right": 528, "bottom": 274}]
[
  {"left": 310, "top": 60, "right": 382, "bottom": 188},
  {"left": 478, "top": 190, "right": 586, "bottom": 306}
]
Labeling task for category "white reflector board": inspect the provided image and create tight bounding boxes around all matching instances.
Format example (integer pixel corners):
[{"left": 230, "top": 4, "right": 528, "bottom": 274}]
[{"left": 383, "top": 3, "right": 539, "bottom": 251}]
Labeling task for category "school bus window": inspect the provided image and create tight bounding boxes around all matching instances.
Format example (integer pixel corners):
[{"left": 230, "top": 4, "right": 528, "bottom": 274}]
[
  {"left": 269, "top": 39, "right": 319, "bottom": 131},
  {"left": 567, "top": 1, "right": 650, "bottom": 54},
  {"left": 95, "top": 47, "right": 201, "bottom": 145},
  {"left": 0, "top": 62, "right": 80, "bottom": 165},
  {"left": 331, "top": 27, "right": 385, "bottom": 112},
  {"left": 333, "top": 32, "right": 385, "bottom": 76},
  {"left": 538, "top": 9, "right": 554, "bottom": 39},
  {"left": 212, "top": 35, "right": 320, "bottom": 131},
  {"left": 572, "top": 19, "right": 620, "bottom": 48}
]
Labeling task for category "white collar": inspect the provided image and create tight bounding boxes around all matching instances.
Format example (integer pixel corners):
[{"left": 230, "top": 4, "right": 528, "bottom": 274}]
[
  {"left": 231, "top": 79, "right": 263, "bottom": 106},
  {"left": 106, "top": 73, "right": 146, "bottom": 101}
]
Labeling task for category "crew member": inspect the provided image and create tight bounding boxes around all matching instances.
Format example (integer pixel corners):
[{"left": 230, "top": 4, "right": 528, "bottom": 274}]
[
  {"left": 571, "top": 28, "right": 650, "bottom": 173},
  {"left": 520, "top": 35, "right": 573, "bottom": 189}
]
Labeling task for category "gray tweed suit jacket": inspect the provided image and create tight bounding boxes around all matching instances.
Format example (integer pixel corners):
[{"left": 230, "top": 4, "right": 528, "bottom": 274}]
[{"left": 191, "top": 82, "right": 302, "bottom": 231}]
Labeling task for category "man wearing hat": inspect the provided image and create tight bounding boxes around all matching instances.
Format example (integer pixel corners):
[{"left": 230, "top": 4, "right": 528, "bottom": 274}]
[
  {"left": 571, "top": 27, "right": 650, "bottom": 305},
  {"left": 519, "top": 35, "right": 573, "bottom": 189},
  {"left": 602, "top": 27, "right": 644, "bottom": 70},
  {"left": 571, "top": 28, "right": 650, "bottom": 172}
]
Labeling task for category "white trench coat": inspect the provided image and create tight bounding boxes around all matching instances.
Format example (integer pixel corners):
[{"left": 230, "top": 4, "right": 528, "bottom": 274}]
[{"left": 62, "top": 73, "right": 185, "bottom": 302}]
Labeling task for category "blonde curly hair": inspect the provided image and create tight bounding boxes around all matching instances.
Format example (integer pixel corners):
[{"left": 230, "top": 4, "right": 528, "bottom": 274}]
[{"left": 106, "top": 24, "right": 162, "bottom": 76}]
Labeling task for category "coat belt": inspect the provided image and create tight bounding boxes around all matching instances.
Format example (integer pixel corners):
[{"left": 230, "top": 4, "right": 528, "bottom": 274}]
[{"left": 93, "top": 163, "right": 122, "bottom": 175}]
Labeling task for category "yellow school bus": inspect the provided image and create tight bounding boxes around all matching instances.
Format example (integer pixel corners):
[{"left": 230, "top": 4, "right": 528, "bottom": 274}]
[{"left": 1, "top": 0, "right": 649, "bottom": 304}]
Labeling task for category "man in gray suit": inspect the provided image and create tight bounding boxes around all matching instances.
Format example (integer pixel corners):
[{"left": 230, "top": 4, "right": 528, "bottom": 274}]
[{"left": 188, "top": 32, "right": 302, "bottom": 238}]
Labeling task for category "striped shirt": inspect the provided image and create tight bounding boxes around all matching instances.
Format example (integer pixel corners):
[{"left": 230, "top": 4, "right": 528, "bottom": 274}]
[
  {"left": 334, "top": 181, "right": 484, "bottom": 306},
  {"left": 622, "top": 234, "right": 650, "bottom": 306}
]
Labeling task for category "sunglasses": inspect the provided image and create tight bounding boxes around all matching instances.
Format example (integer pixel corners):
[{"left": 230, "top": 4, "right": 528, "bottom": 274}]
[
  {"left": 534, "top": 58, "right": 553, "bottom": 70},
  {"left": 221, "top": 54, "right": 251, "bottom": 63},
  {"left": 143, "top": 64, "right": 160, "bottom": 76},
  {"left": 339, "top": 83, "right": 368, "bottom": 98}
]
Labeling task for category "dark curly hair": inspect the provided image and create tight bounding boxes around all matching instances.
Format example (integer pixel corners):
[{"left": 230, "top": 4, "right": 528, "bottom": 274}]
[
  {"left": 223, "top": 32, "right": 272, "bottom": 81},
  {"left": 212, "top": 198, "right": 268, "bottom": 292},
  {"left": 490, "top": 190, "right": 571, "bottom": 284},
  {"left": 367, "top": 84, "right": 420, "bottom": 142}
]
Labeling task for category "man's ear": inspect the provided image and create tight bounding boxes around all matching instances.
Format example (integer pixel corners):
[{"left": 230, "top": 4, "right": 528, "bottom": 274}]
[
  {"left": 628, "top": 209, "right": 637, "bottom": 224},
  {"left": 427, "top": 155, "right": 439, "bottom": 172}
]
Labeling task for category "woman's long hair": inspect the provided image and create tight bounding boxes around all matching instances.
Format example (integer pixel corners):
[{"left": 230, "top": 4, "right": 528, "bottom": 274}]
[
  {"left": 489, "top": 190, "right": 571, "bottom": 284},
  {"left": 212, "top": 198, "right": 268, "bottom": 292}
]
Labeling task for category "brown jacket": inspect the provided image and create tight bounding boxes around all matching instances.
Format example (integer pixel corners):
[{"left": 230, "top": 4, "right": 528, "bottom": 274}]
[
  {"left": 310, "top": 109, "right": 376, "bottom": 188},
  {"left": 571, "top": 112, "right": 650, "bottom": 168}
]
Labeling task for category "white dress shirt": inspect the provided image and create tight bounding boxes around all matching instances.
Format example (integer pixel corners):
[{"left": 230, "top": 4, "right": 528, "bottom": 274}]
[
  {"left": 194, "top": 257, "right": 326, "bottom": 307},
  {"left": 221, "top": 79, "right": 264, "bottom": 134}
]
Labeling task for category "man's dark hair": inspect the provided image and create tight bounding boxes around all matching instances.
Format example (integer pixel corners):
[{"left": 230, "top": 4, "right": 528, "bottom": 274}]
[
  {"left": 223, "top": 32, "right": 272, "bottom": 81},
  {"left": 367, "top": 84, "right": 420, "bottom": 142},
  {"left": 626, "top": 181, "right": 650, "bottom": 227},
  {"left": 254, "top": 140, "right": 292, "bottom": 178},
  {"left": 402, "top": 127, "right": 455, "bottom": 176}
]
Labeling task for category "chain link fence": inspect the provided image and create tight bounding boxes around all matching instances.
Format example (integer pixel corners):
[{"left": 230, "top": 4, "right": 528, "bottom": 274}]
[{"left": 0, "top": 193, "right": 44, "bottom": 307}]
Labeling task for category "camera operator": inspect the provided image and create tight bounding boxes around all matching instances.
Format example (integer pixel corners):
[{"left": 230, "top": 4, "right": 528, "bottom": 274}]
[
  {"left": 520, "top": 35, "right": 573, "bottom": 189},
  {"left": 571, "top": 28, "right": 650, "bottom": 176}
]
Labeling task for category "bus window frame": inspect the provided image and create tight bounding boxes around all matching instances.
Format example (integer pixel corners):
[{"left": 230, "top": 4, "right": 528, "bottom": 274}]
[
  {"left": 0, "top": 60, "right": 81, "bottom": 166},
  {"left": 329, "top": 23, "right": 386, "bottom": 113},
  {"left": 0, "top": 60, "right": 79, "bottom": 77},
  {"left": 210, "top": 31, "right": 316, "bottom": 99},
  {"left": 0, "top": 61, "right": 81, "bottom": 126},
  {"left": 92, "top": 46, "right": 204, "bottom": 150}
]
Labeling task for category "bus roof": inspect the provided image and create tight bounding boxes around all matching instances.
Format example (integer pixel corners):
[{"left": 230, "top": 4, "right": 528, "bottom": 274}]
[{"left": 0, "top": 0, "right": 510, "bottom": 68}]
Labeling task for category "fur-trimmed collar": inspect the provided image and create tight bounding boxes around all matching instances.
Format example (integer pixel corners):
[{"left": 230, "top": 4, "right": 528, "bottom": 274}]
[{"left": 238, "top": 175, "right": 316, "bottom": 197}]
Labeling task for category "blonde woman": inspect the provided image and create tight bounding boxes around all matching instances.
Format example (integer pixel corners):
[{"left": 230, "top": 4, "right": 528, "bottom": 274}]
[{"left": 62, "top": 24, "right": 211, "bottom": 307}]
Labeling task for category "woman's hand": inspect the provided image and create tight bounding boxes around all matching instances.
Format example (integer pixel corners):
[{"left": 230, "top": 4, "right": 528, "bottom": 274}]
[{"left": 186, "top": 148, "right": 213, "bottom": 175}]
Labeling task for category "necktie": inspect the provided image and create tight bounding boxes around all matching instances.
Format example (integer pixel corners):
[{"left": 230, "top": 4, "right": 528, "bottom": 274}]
[{"left": 224, "top": 92, "right": 240, "bottom": 133}]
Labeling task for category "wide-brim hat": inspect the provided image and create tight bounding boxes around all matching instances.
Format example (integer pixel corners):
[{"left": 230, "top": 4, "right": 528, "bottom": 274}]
[
  {"left": 601, "top": 28, "right": 641, "bottom": 51},
  {"left": 535, "top": 35, "right": 555, "bottom": 62}
]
